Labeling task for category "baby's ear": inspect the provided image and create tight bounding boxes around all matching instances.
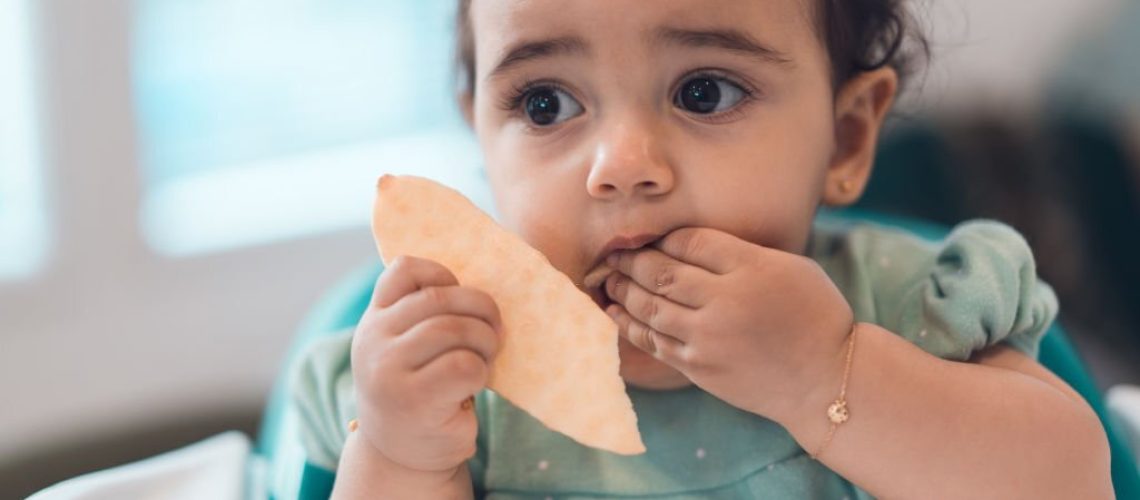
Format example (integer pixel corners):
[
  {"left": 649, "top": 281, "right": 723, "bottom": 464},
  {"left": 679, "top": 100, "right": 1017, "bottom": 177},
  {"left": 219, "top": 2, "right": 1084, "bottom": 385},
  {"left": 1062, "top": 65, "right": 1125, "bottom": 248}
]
[
  {"left": 458, "top": 91, "right": 475, "bottom": 129},
  {"left": 823, "top": 67, "right": 898, "bottom": 207}
]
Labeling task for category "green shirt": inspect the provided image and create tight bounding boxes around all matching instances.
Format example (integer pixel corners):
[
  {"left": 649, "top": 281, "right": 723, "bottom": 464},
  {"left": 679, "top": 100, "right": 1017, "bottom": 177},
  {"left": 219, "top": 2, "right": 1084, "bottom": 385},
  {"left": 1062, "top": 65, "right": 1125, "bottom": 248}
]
[{"left": 288, "top": 220, "right": 1058, "bottom": 499}]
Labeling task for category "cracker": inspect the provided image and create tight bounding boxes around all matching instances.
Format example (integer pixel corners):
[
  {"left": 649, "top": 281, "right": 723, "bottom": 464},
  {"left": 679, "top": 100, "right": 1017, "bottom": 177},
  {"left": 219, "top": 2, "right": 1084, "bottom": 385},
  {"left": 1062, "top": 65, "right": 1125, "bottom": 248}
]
[{"left": 372, "top": 175, "right": 645, "bottom": 455}]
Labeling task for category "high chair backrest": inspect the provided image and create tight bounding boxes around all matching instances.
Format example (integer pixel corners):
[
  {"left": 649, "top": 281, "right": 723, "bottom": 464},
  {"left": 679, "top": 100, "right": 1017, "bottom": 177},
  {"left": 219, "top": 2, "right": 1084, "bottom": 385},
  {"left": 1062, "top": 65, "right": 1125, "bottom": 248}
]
[{"left": 256, "top": 211, "right": 1140, "bottom": 499}]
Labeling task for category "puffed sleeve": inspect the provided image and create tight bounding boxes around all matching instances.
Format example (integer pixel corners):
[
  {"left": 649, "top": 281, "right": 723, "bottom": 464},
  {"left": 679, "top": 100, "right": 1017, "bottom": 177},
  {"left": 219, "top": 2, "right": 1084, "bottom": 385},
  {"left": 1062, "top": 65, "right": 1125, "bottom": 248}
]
[{"left": 813, "top": 219, "right": 1059, "bottom": 361}]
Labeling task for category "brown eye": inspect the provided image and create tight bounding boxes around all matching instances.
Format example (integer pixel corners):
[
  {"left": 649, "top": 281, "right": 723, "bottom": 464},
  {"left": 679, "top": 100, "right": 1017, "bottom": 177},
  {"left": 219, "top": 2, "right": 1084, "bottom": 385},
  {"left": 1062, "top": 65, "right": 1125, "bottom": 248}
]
[
  {"left": 675, "top": 77, "right": 747, "bottom": 114},
  {"left": 524, "top": 87, "right": 583, "bottom": 126}
]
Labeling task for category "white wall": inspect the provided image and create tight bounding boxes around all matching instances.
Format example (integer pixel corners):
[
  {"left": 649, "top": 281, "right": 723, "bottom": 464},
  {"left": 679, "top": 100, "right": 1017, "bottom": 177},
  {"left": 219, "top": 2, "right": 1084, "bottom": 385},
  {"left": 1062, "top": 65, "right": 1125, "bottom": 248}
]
[
  {"left": 0, "top": 0, "right": 1128, "bottom": 465},
  {"left": 904, "top": 0, "right": 1124, "bottom": 113}
]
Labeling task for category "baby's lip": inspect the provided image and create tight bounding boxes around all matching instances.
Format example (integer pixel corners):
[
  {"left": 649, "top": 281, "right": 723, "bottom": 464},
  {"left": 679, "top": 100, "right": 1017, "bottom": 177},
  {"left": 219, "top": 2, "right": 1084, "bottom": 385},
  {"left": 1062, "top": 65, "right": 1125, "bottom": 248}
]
[
  {"left": 590, "top": 232, "right": 665, "bottom": 276},
  {"left": 599, "top": 233, "right": 664, "bottom": 261}
]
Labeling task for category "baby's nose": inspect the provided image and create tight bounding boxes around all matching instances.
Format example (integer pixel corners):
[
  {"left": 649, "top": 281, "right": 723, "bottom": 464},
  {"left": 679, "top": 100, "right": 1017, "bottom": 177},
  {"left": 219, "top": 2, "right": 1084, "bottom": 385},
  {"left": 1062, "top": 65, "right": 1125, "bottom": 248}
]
[{"left": 586, "top": 120, "right": 675, "bottom": 199}]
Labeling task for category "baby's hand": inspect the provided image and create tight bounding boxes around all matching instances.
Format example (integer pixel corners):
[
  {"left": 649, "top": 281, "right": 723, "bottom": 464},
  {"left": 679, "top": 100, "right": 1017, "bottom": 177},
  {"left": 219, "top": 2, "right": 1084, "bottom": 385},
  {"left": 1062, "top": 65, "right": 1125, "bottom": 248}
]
[
  {"left": 604, "top": 228, "right": 853, "bottom": 422},
  {"left": 350, "top": 256, "right": 500, "bottom": 473}
]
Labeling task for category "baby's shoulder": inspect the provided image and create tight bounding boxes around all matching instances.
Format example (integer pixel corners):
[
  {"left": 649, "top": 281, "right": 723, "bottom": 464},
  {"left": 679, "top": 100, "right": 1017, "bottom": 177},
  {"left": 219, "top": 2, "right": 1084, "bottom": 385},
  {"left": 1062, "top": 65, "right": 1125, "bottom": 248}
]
[
  {"left": 811, "top": 216, "right": 1057, "bottom": 360},
  {"left": 810, "top": 216, "right": 1035, "bottom": 272}
]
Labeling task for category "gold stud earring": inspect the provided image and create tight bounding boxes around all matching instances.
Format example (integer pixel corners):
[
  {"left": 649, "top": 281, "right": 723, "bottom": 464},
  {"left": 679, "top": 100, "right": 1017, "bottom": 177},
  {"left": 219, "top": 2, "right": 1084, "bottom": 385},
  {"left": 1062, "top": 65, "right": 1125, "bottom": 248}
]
[{"left": 838, "top": 179, "right": 854, "bottom": 193}]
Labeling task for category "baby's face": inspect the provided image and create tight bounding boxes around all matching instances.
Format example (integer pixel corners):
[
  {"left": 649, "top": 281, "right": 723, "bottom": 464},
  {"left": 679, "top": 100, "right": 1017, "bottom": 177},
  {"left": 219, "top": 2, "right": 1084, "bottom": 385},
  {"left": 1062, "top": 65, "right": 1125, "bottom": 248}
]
[{"left": 467, "top": 0, "right": 841, "bottom": 389}]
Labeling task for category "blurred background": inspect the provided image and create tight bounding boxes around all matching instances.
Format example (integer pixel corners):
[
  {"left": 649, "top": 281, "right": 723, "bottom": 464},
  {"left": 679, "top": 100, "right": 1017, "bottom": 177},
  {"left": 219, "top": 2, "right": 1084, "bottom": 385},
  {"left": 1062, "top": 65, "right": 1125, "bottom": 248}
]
[{"left": 1, "top": 0, "right": 1138, "bottom": 497}]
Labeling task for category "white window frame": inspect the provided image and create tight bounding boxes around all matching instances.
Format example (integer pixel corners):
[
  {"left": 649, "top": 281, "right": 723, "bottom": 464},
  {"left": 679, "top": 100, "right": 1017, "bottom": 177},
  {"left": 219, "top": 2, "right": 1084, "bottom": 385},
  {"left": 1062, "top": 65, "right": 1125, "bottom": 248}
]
[{"left": 0, "top": 0, "right": 48, "bottom": 281}]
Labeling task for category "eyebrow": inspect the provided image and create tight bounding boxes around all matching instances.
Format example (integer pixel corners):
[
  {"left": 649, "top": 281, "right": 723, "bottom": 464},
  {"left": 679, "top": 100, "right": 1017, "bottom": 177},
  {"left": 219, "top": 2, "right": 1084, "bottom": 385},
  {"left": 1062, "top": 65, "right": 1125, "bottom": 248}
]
[
  {"left": 484, "top": 27, "right": 790, "bottom": 82},
  {"left": 653, "top": 26, "right": 793, "bottom": 66},
  {"left": 487, "top": 36, "right": 590, "bottom": 80}
]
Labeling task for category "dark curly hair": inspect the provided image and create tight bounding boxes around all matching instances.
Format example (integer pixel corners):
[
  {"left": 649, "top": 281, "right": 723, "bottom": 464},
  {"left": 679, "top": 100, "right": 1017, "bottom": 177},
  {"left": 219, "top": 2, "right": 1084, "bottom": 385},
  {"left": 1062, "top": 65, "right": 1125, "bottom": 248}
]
[{"left": 455, "top": 0, "right": 928, "bottom": 95}]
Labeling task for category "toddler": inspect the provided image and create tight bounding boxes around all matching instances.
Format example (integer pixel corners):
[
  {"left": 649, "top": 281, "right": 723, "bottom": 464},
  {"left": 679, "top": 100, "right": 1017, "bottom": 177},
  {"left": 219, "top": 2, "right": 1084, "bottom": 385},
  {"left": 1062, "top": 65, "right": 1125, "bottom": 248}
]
[{"left": 291, "top": 1, "right": 1113, "bottom": 498}]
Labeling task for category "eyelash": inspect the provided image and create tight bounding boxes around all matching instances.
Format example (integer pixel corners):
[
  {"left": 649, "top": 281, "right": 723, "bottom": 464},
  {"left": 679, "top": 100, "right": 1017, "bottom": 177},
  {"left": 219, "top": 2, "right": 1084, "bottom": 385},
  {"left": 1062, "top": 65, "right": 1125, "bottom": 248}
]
[
  {"left": 496, "top": 69, "right": 761, "bottom": 123},
  {"left": 496, "top": 78, "right": 570, "bottom": 114}
]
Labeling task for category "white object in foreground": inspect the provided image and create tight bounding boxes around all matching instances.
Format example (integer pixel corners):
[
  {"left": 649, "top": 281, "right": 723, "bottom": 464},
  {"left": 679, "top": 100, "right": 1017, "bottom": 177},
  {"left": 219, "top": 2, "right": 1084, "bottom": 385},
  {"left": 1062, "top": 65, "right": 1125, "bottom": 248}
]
[{"left": 28, "top": 431, "right": 254, "bottom": 500}]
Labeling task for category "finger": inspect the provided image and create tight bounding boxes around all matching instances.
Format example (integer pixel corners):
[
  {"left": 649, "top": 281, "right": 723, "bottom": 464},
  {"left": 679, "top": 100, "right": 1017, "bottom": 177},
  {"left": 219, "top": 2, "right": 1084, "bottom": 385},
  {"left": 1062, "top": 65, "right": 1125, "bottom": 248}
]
[
  {"left": 605, "top": 273, "right": 693, "bottom": 342},
  {"left": 414, "top": 349, "right": 489, "bottom": 412},
  {"left": 395, "top": 315, "right": 499, "bottom": 370},
  {"left": 607, "top": 247, "right": 715, "bottom": 307},
  {"left": 382, "top": 285, "right": 502, "bottom": 337},
  {"left": 372, "top": 256, "right": 459, "bottom": 308},
  {"left": 654, "top": 227, "right": 747, "bottom": 274},
  {"left": 605, "top": 304, "right": 686, "bottom": 365}
]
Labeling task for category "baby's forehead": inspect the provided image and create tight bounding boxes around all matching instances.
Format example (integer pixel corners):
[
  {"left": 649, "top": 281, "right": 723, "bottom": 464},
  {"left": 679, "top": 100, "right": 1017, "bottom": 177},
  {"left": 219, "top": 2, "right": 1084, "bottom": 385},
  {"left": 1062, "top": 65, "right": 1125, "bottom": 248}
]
[{"left": 469, "top": 0, "right": 817, "bottom": 64}]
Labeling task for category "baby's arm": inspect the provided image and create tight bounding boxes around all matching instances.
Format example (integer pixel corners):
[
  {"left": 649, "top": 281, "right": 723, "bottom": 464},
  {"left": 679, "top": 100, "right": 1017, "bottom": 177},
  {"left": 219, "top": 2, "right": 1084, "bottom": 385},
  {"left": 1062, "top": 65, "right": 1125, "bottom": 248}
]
[
  {"left": 780, "top": 322, "right": 1112, "bottom": 500},
  {"left": 785, "top": 222, "right": 1112, "bottom": 498},
  {"left": 603, "top": 225, "right": 1113, "bottom": 499},
  {"left": 793, "top": 224, "right": 1112, "bottom": 500}
]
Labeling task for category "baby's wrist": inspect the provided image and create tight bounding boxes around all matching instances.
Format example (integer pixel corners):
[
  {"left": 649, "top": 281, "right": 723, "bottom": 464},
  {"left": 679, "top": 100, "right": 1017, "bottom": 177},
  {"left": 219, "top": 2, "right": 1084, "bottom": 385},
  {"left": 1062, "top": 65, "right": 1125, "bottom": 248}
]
[
  {"left": 338, "top": 432, "right": 472, "bottom": 498},
  {"left": 769, "top": 322, "right": 858, "bottom": 427}
]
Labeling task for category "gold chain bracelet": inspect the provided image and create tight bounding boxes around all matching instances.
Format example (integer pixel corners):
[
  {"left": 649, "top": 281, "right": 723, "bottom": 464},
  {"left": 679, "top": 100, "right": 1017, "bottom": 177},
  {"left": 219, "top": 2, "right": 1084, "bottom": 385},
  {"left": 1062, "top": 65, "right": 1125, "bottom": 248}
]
[{"left": 810, "top": 325, "right": 857, "bottom": 460}]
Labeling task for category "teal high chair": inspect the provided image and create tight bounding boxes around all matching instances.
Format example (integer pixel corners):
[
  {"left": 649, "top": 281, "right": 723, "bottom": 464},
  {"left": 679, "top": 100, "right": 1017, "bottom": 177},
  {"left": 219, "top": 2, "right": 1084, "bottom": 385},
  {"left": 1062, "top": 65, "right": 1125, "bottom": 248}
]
[{"left": 255, "top": 209, "right": 1140, "bottom": 499}]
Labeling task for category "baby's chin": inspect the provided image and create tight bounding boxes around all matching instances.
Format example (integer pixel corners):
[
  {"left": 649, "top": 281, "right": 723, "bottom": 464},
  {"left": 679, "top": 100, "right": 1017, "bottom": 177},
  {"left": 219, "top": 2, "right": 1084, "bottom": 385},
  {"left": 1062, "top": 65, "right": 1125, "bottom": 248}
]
[{"left": 617, "top": 337, "right": 693, "bottom": 391}]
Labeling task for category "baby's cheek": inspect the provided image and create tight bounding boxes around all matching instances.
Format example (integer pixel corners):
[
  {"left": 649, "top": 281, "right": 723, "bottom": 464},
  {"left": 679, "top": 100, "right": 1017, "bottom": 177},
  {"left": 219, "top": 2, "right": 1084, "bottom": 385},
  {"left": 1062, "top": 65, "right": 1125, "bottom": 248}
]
[{"left": 526, "top": 229, "right": 594, "bottom": 281}]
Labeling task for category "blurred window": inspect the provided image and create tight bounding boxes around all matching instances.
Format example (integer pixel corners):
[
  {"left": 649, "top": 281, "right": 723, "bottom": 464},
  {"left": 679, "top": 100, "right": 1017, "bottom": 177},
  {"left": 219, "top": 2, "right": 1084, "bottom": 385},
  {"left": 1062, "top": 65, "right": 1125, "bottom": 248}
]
[
  {"left": 0, "top": 0, "right": 48, "bottom": 281},
  {"left": 133, "top": 0, "right": 487, "bottom": 256}
]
